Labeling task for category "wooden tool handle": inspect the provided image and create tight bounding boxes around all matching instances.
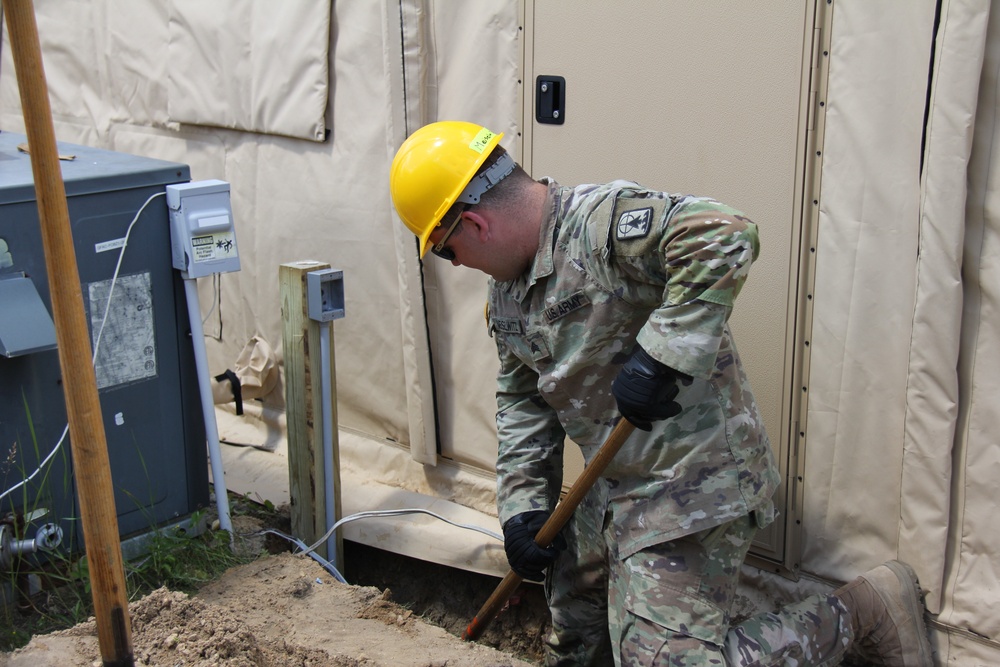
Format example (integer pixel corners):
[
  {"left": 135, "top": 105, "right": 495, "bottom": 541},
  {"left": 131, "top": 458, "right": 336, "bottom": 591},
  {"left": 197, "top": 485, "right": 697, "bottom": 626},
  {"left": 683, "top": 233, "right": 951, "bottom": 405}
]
[
  {"left": 463, "top": 418, "right": 636, "bottom": 641},
  {"left": 3, "top": 2, "right": 135, "bottom": 664}
]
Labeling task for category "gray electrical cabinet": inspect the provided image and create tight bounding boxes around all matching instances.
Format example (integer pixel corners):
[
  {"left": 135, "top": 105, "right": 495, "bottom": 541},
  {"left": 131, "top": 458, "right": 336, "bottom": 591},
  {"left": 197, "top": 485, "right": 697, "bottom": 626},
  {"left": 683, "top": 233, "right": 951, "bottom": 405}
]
[{"left": 0, "top": 132, "right": 208, "bottom": 556}]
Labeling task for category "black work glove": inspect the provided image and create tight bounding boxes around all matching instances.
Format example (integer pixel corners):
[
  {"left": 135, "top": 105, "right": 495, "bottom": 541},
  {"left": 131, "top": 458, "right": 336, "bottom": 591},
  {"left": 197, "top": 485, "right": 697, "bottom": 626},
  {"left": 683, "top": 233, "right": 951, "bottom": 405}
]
[
  {"left": 612, "top": 345, "right": 684, "bottom": 431},
  {"left": 502, "top": 510, "right": 566, "bottom": 581}
]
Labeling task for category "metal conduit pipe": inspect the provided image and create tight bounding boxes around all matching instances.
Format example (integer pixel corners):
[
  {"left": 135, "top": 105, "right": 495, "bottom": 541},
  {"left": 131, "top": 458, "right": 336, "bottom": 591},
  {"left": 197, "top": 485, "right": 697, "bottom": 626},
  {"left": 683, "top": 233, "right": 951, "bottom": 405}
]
[
  {"left": 319, "top": 319, "right": 337, "bottom": 569},
  {"left": 184, "top": 278, "right": 233, "bottom": 533},
  {"left": 305, "top": 268, "right": 345, "bottom": 567}
]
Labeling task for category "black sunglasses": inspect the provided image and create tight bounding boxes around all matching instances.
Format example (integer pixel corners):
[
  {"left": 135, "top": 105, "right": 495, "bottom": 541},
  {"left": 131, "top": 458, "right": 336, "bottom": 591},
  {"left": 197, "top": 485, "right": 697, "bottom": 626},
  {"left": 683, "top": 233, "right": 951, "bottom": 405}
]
[{"left": 431, "top": 204, "right": 468, "bottom": 261}]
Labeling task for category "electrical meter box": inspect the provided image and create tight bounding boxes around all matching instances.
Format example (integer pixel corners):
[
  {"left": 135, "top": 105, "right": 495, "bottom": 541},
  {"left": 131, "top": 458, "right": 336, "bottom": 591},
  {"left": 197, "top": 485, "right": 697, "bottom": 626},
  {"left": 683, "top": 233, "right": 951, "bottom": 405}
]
[
  {"left": 0, "top": 132, "right": 208, "bottom": 556},
  {"left": 166, "top": 180, "right": 240, "bottom": 279}
]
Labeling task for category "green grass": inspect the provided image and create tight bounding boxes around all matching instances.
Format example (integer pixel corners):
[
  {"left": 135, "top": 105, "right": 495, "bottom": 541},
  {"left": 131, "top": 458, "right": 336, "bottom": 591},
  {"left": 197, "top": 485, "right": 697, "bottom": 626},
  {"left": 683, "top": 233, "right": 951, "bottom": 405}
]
[
  {"left": 0, "top": 397, "right": 290, "bottom": 652},
  {"left": 0, "top": 493, "right": 284, "bottom": 652}
]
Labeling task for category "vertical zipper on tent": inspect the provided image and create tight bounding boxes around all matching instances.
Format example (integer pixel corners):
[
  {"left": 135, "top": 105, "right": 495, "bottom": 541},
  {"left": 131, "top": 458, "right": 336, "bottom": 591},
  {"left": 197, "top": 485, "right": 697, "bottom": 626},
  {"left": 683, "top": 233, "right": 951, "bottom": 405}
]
[{"left": 919, "top": 0, "right": 945, "bottom": 176}]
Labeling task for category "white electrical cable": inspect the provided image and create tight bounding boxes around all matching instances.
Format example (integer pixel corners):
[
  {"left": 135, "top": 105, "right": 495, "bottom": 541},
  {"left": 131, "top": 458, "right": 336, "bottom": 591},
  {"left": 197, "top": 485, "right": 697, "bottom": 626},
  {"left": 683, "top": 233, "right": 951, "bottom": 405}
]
[
  {"left": 257, "top": 528, "right": 348, "bottom": 583},
  {"left": 0, "top": 424, "right": 68, "bottom": 503},
  {"left": 0, "top": 191, "right": 164, "bottom": 503},
  {"left": 299, "top": 508, "right": 503, "bottom": 558},
  {"left": 91, "top": 192, "right": 165, "bottom": 358},
  {"left": 201, "top": 273, "right": 219, "bottom": 327},
  {"left": 251, "top": 509, "right": 503, "bottom": 584}
]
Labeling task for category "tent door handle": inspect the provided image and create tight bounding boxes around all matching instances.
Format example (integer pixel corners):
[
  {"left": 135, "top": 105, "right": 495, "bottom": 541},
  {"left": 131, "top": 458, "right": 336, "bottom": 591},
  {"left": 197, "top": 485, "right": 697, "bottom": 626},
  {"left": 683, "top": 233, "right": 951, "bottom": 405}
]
[{"left": 535, "top": 76, "right": 565, "bottom": 125}]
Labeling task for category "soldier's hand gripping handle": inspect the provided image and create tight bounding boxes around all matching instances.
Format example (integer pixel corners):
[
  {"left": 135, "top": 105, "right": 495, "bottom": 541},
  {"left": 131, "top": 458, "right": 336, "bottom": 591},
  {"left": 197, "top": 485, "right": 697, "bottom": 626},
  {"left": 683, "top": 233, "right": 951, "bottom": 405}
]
[
  {"left": 612, "top": 345, "right": 685, "bottom": 431},
  {"left": 502, "top": 510, "right": 566, "bottom": 581}
]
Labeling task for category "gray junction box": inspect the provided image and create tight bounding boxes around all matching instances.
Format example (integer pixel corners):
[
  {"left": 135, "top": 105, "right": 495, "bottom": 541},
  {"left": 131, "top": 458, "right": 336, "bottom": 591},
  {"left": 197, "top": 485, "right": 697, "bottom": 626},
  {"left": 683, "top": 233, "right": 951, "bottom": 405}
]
[{"left": 0, "top": 132, "right": 209, "bottom": 558}]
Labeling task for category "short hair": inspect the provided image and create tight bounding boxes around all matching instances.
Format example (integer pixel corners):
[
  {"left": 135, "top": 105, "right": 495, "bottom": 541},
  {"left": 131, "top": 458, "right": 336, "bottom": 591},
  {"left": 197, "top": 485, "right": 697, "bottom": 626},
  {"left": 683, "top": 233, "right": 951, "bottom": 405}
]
[{"left": 447, "top": 145, "right": 531, "bottom": 219}]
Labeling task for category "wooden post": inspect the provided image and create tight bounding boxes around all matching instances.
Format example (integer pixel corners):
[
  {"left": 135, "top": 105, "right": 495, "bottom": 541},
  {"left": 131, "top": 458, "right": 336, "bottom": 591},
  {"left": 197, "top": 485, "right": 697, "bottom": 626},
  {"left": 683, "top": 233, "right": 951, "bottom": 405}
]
[
  {"left": 280, "top": 261, "right": 343, "bottom": 565},
  {"left": 2, "top": 1, "right": 134, "bottom": 664}
]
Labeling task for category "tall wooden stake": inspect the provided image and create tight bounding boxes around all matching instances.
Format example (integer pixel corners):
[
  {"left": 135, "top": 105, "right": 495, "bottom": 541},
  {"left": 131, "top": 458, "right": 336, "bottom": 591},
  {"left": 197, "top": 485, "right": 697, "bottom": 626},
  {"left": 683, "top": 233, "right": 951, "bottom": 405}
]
[
  {"left": 280, "top": 261, "right": 344, "bottom": 566},
  {"left": 2, "top": 2, "right": 134, "bottom": 664}
]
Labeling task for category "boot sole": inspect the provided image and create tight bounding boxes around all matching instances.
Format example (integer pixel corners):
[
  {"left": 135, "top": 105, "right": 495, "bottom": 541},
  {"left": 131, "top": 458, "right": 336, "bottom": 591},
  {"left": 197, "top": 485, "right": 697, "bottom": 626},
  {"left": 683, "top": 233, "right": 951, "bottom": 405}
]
[{"left": 883, "top": 560, "right": 934, "bottom": 667}]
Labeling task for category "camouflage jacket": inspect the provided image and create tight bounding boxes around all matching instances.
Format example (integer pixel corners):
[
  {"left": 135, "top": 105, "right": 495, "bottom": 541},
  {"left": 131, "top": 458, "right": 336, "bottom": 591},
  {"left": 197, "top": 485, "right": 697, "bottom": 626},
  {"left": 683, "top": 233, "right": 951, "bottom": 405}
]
[{"left": 488, "top": 179, "right": 780, "bottom": 559}]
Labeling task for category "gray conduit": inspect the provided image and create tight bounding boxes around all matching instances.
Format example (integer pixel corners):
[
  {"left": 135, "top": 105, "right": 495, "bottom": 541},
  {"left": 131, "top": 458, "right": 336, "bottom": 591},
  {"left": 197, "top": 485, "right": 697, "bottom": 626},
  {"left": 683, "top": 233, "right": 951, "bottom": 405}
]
[
  {"left": 319, "top": 319, "right": 337, "bottom": 569},
  {"left": 184, "top": 278, "right": 232, "bottom": 533}
]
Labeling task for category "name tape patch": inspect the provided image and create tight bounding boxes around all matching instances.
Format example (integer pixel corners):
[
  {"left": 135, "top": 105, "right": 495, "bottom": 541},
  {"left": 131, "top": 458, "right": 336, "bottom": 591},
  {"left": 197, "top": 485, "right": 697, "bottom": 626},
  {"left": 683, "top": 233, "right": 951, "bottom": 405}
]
[
  {"left": 543, "top": 291, "right": 591, "bottom": 323},
  {"left": 492, "top": 316, "right": 524, "bottom": 335}
]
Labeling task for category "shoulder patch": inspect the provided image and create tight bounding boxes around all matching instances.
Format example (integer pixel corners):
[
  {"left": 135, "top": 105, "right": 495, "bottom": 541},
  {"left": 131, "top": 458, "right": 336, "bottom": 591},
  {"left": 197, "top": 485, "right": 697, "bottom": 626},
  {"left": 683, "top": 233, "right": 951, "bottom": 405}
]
[
  {"left": 609, "top": 194, "right": 667, "bottom": 257},
  {"left": 616, "top": 206, "right": 653, "bottom": 241}
]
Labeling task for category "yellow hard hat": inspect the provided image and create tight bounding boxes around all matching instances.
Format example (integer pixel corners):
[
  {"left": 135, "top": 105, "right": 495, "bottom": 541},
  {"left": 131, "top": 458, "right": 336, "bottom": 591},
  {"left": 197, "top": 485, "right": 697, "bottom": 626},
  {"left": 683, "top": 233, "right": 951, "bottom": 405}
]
[{"left": 390, "top": 121, "right": 505, "bottom": 257}]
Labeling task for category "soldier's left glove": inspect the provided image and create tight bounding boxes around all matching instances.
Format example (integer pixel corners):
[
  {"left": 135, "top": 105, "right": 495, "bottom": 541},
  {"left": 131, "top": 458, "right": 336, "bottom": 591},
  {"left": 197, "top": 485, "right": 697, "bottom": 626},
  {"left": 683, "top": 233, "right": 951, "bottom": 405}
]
[
  {"left": 612, "top": 345, "right": 685, "bottom": 431},
  {"left": 502, "top": 511, "right": 566, "bottom": 581}
]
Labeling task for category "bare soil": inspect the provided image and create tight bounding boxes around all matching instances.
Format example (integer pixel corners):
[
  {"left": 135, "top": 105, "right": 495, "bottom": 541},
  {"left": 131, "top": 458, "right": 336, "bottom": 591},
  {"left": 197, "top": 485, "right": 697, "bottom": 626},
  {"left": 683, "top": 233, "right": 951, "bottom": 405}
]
[{"left": 0, "top": 509, "right": 550, "bottom": 667}]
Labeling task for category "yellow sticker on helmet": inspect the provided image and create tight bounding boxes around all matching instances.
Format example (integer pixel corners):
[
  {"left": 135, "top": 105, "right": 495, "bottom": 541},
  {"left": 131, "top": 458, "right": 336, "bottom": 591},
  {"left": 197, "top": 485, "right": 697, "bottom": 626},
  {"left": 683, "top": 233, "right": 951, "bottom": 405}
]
[{"left": 469, "top": 128, "right": 496, "bottom": 154}]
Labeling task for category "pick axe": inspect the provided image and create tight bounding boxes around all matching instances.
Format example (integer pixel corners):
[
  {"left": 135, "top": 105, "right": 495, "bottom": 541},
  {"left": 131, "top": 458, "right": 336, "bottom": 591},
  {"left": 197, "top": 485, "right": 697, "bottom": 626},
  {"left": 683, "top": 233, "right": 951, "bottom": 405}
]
[{"left": 462, "top": 417, "right": 636, "bottom": 641}]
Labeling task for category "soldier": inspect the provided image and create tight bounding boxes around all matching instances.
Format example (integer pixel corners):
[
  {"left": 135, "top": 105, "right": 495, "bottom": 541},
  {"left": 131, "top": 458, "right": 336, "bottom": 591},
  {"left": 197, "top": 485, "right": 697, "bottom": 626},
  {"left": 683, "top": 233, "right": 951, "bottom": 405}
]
[{"left": 390, "top": 121, "right": 933, "bottom": 667}]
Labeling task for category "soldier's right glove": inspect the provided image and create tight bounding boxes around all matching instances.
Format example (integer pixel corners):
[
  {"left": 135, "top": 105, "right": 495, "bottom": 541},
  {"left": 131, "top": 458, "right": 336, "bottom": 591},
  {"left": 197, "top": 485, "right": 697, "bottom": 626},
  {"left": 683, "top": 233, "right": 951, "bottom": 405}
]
[
  {"left": 612, "top": 345, "right": 684, "bottom": 431},
  {"left": 502, "top": 510, "right": 566, "bottom": 581}
]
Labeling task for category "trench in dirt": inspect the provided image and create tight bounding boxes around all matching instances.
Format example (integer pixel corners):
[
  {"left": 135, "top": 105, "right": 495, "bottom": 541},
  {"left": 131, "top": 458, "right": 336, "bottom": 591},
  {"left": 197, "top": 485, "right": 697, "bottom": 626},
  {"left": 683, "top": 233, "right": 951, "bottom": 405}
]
[{"left": 342, "top": 541, "right": 550, "bottom": 665}]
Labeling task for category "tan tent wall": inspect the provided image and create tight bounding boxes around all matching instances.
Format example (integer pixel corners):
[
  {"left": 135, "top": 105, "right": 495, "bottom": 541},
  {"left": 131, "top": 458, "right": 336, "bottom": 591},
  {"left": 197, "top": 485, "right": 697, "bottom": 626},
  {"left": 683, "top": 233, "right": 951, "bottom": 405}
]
[
  {"left": 0, "top": 0, "right": 520, "bottom": 576},
  {"left": 805, "top": 0, "right": 998, "bottom": 661},
  {"left": 2, "top": 1, "right": 999, "bottom": 663},
  {"left": 942, "top": 0, "right": 1000, "bottom": 658},
  {"left": 806, "top": 1, "right": 938, "bottom": 578}
]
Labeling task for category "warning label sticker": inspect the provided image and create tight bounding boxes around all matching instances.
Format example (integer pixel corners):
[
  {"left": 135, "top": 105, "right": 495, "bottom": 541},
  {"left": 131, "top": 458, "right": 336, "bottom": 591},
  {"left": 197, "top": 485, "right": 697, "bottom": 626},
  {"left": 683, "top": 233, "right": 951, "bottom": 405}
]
[{"left": 192, "top": 232, "right": 238, "bottom": 263}]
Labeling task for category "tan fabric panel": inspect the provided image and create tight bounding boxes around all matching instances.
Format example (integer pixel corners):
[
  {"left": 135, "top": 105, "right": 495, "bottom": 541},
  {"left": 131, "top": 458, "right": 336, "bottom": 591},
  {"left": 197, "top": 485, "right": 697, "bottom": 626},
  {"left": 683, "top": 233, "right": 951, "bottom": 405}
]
[
  {"left": 1, "top": 1, "right": 108, "bottom": 130},
  {"left": 905, "top": 0, "right": 991, "bottom": 614},
  {"left": 804, "top": 2, "right": 935, "bottom": 578},
  {"left": 942, "top": 0, "right": 1000, "bottom": 644},
  {"left": 0, "top": 0, "right": 519, "bottom": 493},
  {"left": 107, "top": 3, "right": 173, "bottom": 128},
  {"left": 1, "top": 1, "right": 415, "bottom": 447},
  {"left": 166, "top": 1, "right": 329, "bottom": 141},
  {"left": 413, "top": 3, "right": 522, "bottom": 471}
]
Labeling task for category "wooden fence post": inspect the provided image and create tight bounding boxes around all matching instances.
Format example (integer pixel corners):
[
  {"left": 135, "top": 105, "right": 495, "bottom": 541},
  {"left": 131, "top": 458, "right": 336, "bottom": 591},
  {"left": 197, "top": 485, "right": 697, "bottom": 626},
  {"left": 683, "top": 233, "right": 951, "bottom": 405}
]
[{"left": 280, "top": 261, "right": 343, "bottom": 566}]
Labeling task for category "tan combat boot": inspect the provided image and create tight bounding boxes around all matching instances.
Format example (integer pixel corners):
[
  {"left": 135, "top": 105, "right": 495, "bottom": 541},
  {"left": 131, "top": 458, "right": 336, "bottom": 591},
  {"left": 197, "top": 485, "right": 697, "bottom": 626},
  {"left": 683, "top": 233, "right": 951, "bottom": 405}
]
[{"left": 834, "top": 560, "right": 933, "bottom": 667}]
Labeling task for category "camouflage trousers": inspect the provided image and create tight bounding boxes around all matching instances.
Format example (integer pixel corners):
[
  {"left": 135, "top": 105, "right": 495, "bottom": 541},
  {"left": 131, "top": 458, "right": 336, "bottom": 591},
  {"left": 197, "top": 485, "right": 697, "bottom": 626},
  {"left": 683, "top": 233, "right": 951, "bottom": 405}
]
[{"left": 544, "top": 484, "right": 854, "bottom": 666}]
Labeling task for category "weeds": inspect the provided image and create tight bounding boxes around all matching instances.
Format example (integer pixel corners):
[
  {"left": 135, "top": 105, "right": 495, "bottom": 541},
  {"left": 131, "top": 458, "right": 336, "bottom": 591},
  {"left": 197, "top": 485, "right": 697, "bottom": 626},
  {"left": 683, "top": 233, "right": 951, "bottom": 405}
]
[
  {"left": 126, "top": 510, "right": 247, "bottom": 595},
  {"left": 0, "top": 493, "right": 284, "bottom": 652}
]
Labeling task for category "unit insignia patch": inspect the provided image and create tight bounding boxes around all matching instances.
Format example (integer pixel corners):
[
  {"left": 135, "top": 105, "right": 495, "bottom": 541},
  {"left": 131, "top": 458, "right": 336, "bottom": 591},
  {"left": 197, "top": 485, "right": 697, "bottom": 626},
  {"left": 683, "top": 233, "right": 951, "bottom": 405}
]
[{"left": 616, "top": 206, "right": 653, "bottom": 240}]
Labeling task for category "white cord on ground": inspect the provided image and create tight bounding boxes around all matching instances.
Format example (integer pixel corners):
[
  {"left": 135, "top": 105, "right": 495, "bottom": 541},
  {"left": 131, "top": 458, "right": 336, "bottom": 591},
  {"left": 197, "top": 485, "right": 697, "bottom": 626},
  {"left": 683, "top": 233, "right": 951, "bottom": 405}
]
[
  {"left": 252, "top": 510, "right": 502, "bottom": 584},
  {"left": 257, "top": 528, "right": 348, "bottom": 583},
  {"left": 0, "top": 192, "right": 164, "bottom": 504},
  {"left": 300, "top": 508, "right": 503, "bottom": 558}
]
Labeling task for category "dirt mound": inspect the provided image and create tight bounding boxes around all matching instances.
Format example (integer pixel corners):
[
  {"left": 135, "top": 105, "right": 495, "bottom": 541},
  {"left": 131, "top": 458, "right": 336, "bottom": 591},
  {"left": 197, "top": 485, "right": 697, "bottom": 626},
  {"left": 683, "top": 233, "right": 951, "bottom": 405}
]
[{"left": 2, "top": 552, "right": 540, "bottom": 666}]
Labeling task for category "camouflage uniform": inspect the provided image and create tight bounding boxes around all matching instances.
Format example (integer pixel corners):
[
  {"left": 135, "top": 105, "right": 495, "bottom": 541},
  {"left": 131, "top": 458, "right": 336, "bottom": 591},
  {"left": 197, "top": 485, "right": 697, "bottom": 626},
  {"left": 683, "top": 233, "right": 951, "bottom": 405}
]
[{"left": 488, "top": 180, "right": 854, "bottom": 665}]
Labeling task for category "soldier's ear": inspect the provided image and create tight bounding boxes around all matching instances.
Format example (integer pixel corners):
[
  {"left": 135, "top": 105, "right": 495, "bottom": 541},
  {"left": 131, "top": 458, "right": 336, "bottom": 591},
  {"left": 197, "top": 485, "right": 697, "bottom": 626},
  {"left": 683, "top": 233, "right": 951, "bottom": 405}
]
[{"left": 464, "top": 209, "right": 493, "bottom": 242}]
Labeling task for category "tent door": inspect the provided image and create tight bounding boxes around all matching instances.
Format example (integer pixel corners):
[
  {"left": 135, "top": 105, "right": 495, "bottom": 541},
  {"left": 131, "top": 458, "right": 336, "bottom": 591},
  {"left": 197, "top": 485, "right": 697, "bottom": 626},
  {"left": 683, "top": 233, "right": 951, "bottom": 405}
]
[{"left": 521, "top": 0, "right": 825, "bottom": 572}]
